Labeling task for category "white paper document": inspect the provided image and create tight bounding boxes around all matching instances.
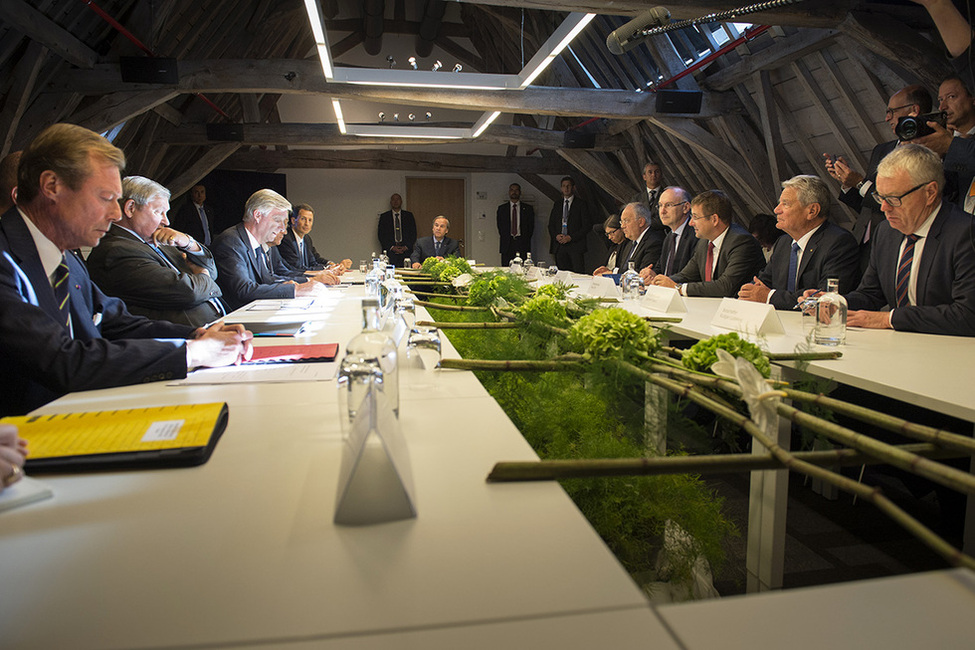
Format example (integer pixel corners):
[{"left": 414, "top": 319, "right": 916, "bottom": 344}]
[{"left": 171, "top": 362, "right": 338, "bottom": 385}]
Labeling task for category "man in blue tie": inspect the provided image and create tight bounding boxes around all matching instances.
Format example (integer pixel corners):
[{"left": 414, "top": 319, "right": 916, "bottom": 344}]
[
  {"left": 814, "top": 144, "right": 975, "bottom": 335},
  {"left": 738, "top": 175, "right": 859, "bottom": 309},
  {"left": 0, "top": 124, "right": 252, "bottom": 416},
  {"left": 87, "top": 176, "right": 226, "bottom": 327},
  {"left": 410, "top": 216, "right": 459, "bottom": 267}
]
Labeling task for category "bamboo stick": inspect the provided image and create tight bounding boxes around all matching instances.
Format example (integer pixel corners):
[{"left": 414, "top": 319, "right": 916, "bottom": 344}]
[
  {"left": 415, "top": 321, "right": 519, "bottom": 330},
  {"left": 439, "top": 359, "right": 583, "bottom": 372},
  {"left": 642, "top": 316, "right": 684, "bottom": 323},
  {"left": 766, "top": 351, "right": 843, "bottom": 361},
  {"left": 487, "top": 443, "right": 959, "bottom": 482},
  {"left": 413, "top": 300, "right": 488, "bottom": 312},
  {"left": 408, "top": 290, "right": 467, "bottom": 299},
  {"left": 614, "top": 360, "right": 975, "bottom": 570}
]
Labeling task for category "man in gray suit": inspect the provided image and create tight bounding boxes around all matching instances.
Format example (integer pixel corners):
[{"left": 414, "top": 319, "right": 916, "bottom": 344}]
[
  {"left": 87, "top": 176, "right": 226, "bottom": 327},
  {"left": 649, "top": 190, "right": 765, "bottom": 297}
]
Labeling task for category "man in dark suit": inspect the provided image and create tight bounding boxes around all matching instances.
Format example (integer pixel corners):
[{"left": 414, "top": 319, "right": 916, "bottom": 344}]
[
  {"left": 171, "top": 184, "right": 216, "bottom": 247},
  {"left": 837, "top": 144, "right": 975, "bottom": 336},
  {"left": 650, "top": 190, "right": 766, "bottom": 297},
  {"left": 278, "top": 203, "right": 352, "bottom": 274},
  {"left": 640, "top": 186, "right": 696, "bottom": 282},
  {"left": 377, "top": 193, "right": 417, "bottom": 268},
  {"left": 410, "top": 216, "right": 459, "bottom": 267},
  {"left": 212, "top": 189, "right": 323, "bottom": 310},
  {"left": 497, "top": 183, "right": 534, "bottom": 266},
  {"left": 547, "top": 176, "right": 590, "bottom": 273},
  {"left": 739, "top": 175, "right": 860, "bottom": 309},
  {"left": 630, "top": 161, "right": 668, "bottom": 236},
  {"left": 825, "top": 86, "right": 932, "bottom": 249},
  {"left": 87, "top": 175, "right": 225, "bottom": 327},
  {"left": 0, "top": 124, "right": 251, "bottom": 416},
  {"left": 602, "top": 202, "right": 661, "bottom": 274}
]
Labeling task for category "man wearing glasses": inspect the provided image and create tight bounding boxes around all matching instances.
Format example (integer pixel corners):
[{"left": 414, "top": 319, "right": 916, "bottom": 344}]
[
  {"left": 648, "top": 190, "right": 765, "bottom": 297},
  {"left": 823, "top": 85, "right": 933, "bottom": 250},
  {"left": 640, "top": 186, "right": 696, "bottom": 282},
  {"left": 818, "top": 144, "right": 975, "bottom": 335}
]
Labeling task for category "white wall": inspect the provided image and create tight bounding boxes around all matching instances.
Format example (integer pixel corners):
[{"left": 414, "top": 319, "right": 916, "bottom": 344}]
[{"left": 284, "top": 169, "right": 562, "bottom": 268}]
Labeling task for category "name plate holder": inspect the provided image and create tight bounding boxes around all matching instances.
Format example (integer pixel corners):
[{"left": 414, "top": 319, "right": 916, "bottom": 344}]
[
  {"left": 334, "top": 387, "right": 417, "bottom": 526},
  {"left": 640, "top": 285, "right": 687, "bottom": 313},
  {"left": 711, "top": 297, "right": 785, "bottom": 335},
  {"left": 554, "top": 270, "right": 574, "bottom": 284},
  {"left": 587, "top": 274, "right": 621, "bottom": 299},
  {"left": 524, "top": 266, "right": 540, "bottom": 281}
]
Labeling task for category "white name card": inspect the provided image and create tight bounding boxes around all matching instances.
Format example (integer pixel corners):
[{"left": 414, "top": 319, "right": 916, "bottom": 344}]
[
  {"left": 524, "top": 266, "right": 540, "bottom": 281},
  {"left": 554, "top": 270, "right": 574, "bottom": 284},
  {"left": 640, "top": 285, "right": 687, "bottom": 313},
  {"left": 587, "top": 275, "right": 621, "bottom": 299},
  {"left": 334, "top": 387, "right": 417, "bottom": 526},
  {"left": 710, "top": 298, "right": 785, "bottom": 335}
]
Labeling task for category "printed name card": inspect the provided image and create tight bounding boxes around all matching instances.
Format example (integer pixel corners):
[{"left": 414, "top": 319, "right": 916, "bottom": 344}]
[
  {"left": 710, "top": 298, "right": 785, "bottom": 335},
  {"left": 524, "top": 266, "right": 540, "bottom": 281},
  {"left": 334, "top": 387, "right": 417, "bottom": 526},
  {"left": 587, "top": 275, "right": 621, "bottom": 299},
  {"left": 640, "top": 285, "right": 686, "bottom": 313}
]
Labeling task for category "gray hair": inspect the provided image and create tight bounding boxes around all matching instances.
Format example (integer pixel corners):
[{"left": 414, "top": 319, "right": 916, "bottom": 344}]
[
  {"left": 434, "top": 215, "right": 450, "bottom": 228},
  {"left": 663, "top": 186, "right": 691, "bottom": 203},
  {"left": 877, "top": 143, "right": 946, "bottom": 191},
  {"left": 121, "top": 176, "right": 170, "bottom": 207},
  {"left": 243, "top": 189, "right": 291, "bottom": 222},
  {"left": 625, "top": 201, "right": 652, "bottom": 227},
  {"left": 781, "top": 175, "right": 831, "bottom": 219}
]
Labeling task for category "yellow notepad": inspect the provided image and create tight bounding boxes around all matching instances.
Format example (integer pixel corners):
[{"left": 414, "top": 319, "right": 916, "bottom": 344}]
[{"left": 3, "top": 403, "right": 229, "bottom": 472}]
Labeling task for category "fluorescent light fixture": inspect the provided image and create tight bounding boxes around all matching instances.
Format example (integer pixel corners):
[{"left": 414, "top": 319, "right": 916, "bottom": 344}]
[
  {"left": 331, "top": 98, "right": 346, "bottom": 135},
  {"left": 519, "top": 13, "right": 595, "bottom": 88},
  {"left": 471, "top": 111, "right": 501, "bottom": 138},
  {"left": 304, "top": 4, "right": 594, "bottom": 139}
]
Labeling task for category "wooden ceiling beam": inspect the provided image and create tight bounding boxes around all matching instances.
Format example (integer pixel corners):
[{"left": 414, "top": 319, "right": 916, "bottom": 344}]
[
  {"left": 220, "top": 149, "right": 576, "bottom": 175},
  {"left": 0, "top": 40, "right": 46, "bottom": 157},
  {"left": 704, "top": 28, "right": 839, "bottom": 92},
  {"left": 2, "top": 0, "right": 98, "bottom": 69}
]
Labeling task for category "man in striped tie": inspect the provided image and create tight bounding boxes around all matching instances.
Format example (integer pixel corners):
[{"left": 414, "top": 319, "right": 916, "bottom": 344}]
[
  {"left": 0, "top": 124, "right": 253, "bottom": 416},
  {"left": 823, "top": 144, "right": 975, "bottom": 335}
]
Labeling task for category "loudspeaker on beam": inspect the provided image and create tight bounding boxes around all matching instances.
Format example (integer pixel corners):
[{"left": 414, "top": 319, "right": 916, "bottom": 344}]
[
  {"left": 119, "top": 56, "right": 179, "bottom": 84},
  {"left": 655, "top": 89, "right": 703, "bottom": 114}
]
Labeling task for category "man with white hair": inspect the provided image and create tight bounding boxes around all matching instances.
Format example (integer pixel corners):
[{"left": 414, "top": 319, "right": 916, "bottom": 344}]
[
  {"left": 211, "top": 189, "right": 321, "bottom": 310},
  {"left": 738, "top": 175, "right": 859, "bottom": 309},
  {"left": 87, "top": 175, "right": 225, "bottom": 327},
  {"left": 806, "top": 144, "right": 975, "bottom": 335}
]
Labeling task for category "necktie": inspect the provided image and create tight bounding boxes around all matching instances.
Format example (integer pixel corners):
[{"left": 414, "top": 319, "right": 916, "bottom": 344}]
[
  {"left": 197, "top": 206, "right": 211, "bottom": 246},
  {"left": 895, "top": 234, "right": 920, "bottom": 307},
  {"left": 52, "top": 255, "right": 71, "bottom": 330},
  {"left": 435, "top": 240, "right": 441, "bottom": 256},
  {"left": 663, "top": 231, "right": 677, "bottom": 275},
  {"left": 787, "top": 241, "right": 800, "bottom": 293},
  {"left": 394, "top": 212, "right": 402, "bottom": 243},
  {"left": 705, "top": 241, "right": 715, "bottom": 282},
  {"left": 562, "top": 200, "right": 569, "bottom": 235},
  {"left": 511, "top": 203, "right": 518, "bottom": 237},
  {"left": 256, "top": 246, "right": 270, "bottom": 276},
  {"left": 150, "top": 243, "right": 181, "bottom": 272},
  {"left": 649, "top": 188, "right": 657, "bottom": 205}
]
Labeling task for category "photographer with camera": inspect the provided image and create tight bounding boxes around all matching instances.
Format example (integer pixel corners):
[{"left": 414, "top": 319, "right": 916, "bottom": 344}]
[{"left": 823, "top": 85, "right": 934, "bottom": 269}]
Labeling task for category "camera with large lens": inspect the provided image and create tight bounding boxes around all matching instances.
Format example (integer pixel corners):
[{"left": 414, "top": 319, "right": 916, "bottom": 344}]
[{"left": 895, "top": 111, "right": 947, "bottom": 141}]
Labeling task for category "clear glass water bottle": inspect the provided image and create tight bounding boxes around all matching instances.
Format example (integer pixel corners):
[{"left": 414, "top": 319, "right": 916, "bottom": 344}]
[
  {"left": 523, "top": 252, "right": 534, "bottom": 275},
  {"left": 509, "top": 251, "right": 523, "bottom": 275},
  {"left": 621, "top": 261, "right": 642, "bottom": 300},
  {"left": 814, "top": 278, "right": 847, "bottom": 346},
  {"left": 337, "top": 299, "right": 399, "bottom": 437}
]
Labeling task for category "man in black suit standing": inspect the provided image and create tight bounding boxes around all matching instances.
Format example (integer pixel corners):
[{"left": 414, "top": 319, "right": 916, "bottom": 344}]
[
  {"left": 410, "top": 216, "right": 459, "bottom": 267},
  {"left": 641, "top": 186, "right": 696, "bottom": 282},
  {"left": 497, "top": 183, "right": 534, "bottom": 266},
  {"left": 630, "top": 162, "right": 668, "bottom": 236},
  {"left": 739, "top": 175, "right": 860, "bottom": 309},
  {"left": 829, "top": 144, "right": 975, "bottom": 336},
  {"left": 824, "top": 85, "right": 932, "bottom": 251},
  {"left": 547, "top": 176, "right": 589, "bottom": 273},
  {"left": 0, "top": 123, "right": 251, "bottom": 416},
  {"left": 649, "top": 190, "right": 765, "bottom": 297},
  {"left": 171, "top": 184, "right": 216, "bottom": 247},
  {"left": 278, "top": 203, "right": 351, "bottom": 274},
  {"left": 377, "top": 193, "right": 417, "bottom": 268}
]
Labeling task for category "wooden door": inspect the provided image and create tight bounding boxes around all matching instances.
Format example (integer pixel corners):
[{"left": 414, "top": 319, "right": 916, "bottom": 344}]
[{"left": 406, "top": 177, "right": 466, "bottom": 256}]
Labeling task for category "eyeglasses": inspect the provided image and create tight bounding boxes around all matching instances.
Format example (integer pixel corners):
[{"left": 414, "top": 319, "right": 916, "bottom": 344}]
[
  {"left": 604, "top": 228, "right": 620, "bottom": 235},
  {"left": 885, "top": 103, "right": 913, "bottom": 118},
  {"left": 871, "top": 181, "right": 930, "bottom": 207},
  {"left": 661, "top": 201, "right": 687, "bottom": 209},
  {"left": 689, "top": 213, "right": 709, "bottom": 221}
]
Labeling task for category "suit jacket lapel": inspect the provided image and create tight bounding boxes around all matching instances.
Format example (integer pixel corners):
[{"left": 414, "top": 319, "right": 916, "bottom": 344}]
[
  {"left": 915, "top": 209, "right": 946, "bottom": 302},
  {"left": 1, "top": 210, "right": 61, "bottom": 319},
  {"left": 796, "top": 226, "right": 825, "bottom": 279}
]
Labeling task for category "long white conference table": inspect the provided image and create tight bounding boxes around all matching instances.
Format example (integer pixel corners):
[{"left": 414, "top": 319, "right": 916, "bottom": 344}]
[{"left": 4, "top": 280, "right": 975, "bottom": 648}]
